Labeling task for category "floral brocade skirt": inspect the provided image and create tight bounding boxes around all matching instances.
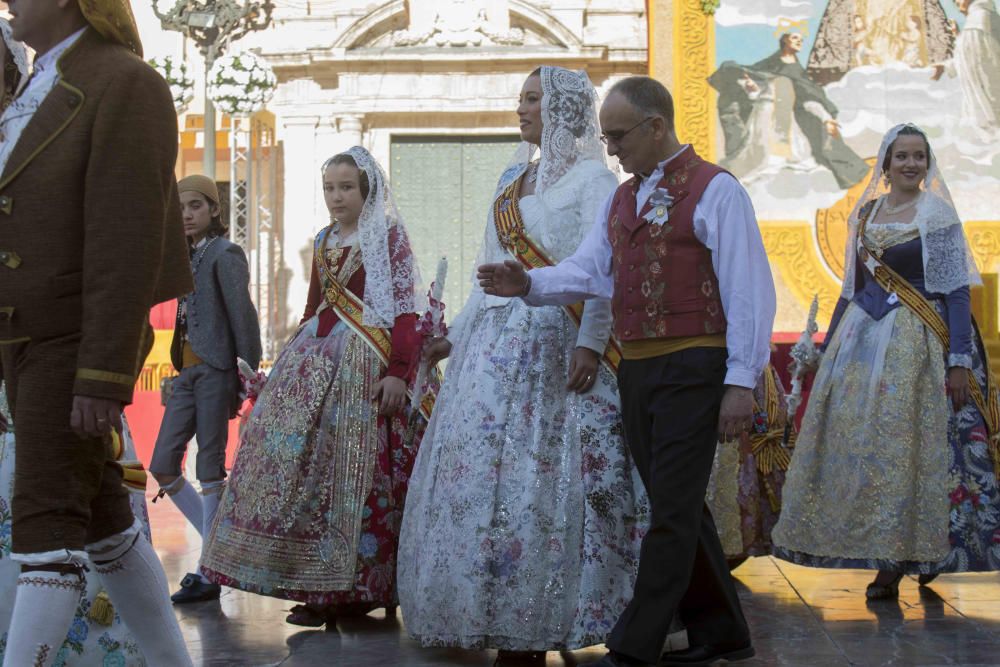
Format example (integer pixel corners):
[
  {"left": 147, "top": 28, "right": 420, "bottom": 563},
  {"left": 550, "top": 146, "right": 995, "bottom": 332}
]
[
  {"left": 202, "top": 318, "right": 424, "bottom": 607},
  {"left": 398, "top": 300, "right": 648, "bottom": 651},
  {"left": 773, "top": 303, "right": 1000, "bottom": 573}
]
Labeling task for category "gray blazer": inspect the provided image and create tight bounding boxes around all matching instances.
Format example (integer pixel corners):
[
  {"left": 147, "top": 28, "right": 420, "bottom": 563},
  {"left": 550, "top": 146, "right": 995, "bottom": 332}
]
[{"left": 170, "top": 237, "right": 262, "bottom": 372}]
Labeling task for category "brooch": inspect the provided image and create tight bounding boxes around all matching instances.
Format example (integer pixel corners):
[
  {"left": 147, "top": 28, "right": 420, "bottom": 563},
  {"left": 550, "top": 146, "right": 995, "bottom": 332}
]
[{"left": 643, "top": 188, "right": 675, "bottom": 226}]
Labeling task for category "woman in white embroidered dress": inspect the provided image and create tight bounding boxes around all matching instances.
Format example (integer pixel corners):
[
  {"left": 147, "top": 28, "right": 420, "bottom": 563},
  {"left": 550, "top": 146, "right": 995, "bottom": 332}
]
[{"left": 398, "top": 66, "right": 647, "bottom": 666}]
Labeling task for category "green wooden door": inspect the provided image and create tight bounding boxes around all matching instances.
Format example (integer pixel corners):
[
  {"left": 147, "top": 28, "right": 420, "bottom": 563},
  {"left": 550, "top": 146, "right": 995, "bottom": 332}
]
[{"left": 391, "top": 135, "right": 520, "bottom": 318}]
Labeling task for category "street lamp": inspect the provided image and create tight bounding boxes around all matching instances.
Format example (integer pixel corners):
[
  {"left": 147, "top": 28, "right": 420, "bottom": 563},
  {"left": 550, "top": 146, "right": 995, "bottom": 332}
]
[{"left": 153, "top": 0, "right": 274, "bottom": 178}]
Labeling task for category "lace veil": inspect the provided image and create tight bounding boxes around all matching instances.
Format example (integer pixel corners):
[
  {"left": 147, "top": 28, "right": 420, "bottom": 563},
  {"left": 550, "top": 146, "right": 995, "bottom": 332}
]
[
  {"left": 323, "top": 146, "right": 425, "bottom": 327},
  {"left": 535, "top": 66, "right": 606, "bottom": 192},
  {"left": 500, "top": 66, "right": 606, "bottom": 192},
  {"left": 841, "top": 123, "right": 980, "bottom": 298},
  {"left": 467, "top": 67, "right": 607, "bottom": 310}
]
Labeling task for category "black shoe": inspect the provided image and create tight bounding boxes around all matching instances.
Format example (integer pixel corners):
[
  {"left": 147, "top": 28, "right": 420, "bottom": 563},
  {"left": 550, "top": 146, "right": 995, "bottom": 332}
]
[
  {"left": 659, "top": 640, "right": 755, "bottom": 666},
  {"left": 286, "top": 604, "right": 328, "bottom": 627},
  {"left": 170, "top": 572, "right": 221, "bottom": 604},
  {"left": 918, "top": 573, "right": 939, "bottom": 586},
  {"left": 726, "top": 555, "right": 749, "bottom": 571},
  {"left": 493, "top": 650, "right": 546, "bottom": 666},
  {"left": 865, "top": 572, "right": 904, "bottom": 600},
  {"left": 594, "top": 651, "right": 654, "bottom": 667}
]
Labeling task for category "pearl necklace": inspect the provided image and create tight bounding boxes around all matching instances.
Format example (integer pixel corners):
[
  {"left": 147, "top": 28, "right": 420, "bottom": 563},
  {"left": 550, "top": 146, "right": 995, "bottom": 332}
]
[{"left": 883, "top": 192, "right": 922, "bottom": 215}]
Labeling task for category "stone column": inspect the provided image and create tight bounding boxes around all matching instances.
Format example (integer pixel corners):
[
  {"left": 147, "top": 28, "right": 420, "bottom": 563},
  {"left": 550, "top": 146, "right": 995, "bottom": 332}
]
[
  {"left": 314, "top": 117, "right": 341, "bottom": 164},
  {"left": 277, "top": 114, "right": 366, "bottom": 329},
  {"left": 338, "top": 115, "right": 364, "bottom": 149},
  {"left": 279, "top": 115, "right": 320, "bottom": 328}
]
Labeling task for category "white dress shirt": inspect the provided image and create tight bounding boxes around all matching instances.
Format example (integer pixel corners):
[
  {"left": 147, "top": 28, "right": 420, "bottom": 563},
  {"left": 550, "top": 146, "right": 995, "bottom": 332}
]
[
  {"left": 525, "top": 146, "right": 777, "bottom": 389},
  {"left": 0, "top": 28, "right": 86, "bottom": 176}
]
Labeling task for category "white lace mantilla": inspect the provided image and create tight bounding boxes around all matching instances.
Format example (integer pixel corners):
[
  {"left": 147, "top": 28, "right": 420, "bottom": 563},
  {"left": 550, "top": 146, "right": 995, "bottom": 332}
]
[
  {"left": 325, "top": 146, "right": 425, "bottom": 327},
  {"left": 842, "top": 123, "right": 980, "bottom": 299}
]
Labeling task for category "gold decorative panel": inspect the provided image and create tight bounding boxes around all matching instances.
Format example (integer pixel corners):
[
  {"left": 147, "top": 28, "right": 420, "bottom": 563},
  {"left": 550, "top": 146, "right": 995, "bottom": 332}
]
[
  {"left": 760, "top": 221, "right": 841, "bottom": 327},
  {"left": 670, "top": 0, "right": 715, "bottom": 161}
]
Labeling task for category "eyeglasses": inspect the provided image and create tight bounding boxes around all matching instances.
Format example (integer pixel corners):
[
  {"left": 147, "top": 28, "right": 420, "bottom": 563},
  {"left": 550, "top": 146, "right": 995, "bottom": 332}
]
[{"left": 600, "top": 117, "right": 655, "bottom": 145}]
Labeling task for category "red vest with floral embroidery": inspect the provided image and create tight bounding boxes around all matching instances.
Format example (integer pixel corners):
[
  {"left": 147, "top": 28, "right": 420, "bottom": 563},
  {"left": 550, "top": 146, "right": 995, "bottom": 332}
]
[{"left": 608, "top": 147, "right": 727, "bottom": 341}]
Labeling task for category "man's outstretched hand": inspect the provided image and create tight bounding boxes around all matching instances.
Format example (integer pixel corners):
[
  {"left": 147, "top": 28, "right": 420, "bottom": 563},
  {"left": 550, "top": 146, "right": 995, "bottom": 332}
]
[{"left": 477, "top": 260, "right": 529, "bottom": 297}]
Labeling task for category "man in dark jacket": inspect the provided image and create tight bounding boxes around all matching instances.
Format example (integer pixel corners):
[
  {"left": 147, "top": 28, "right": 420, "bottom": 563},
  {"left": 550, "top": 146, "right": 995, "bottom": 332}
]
[{"left": 0, "top": 0, "right": 193, "bottom": 664}]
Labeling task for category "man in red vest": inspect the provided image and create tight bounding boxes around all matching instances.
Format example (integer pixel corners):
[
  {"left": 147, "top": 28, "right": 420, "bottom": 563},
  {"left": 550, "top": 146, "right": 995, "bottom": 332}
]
[{"left": 478, "top": 75, "right": 775, "bottom": 667}]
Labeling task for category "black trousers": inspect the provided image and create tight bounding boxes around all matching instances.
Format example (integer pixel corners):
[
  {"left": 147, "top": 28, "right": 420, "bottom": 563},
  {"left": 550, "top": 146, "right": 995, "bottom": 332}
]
[{"left": 608, "top": 347, "right": 749, "bottom": 663}]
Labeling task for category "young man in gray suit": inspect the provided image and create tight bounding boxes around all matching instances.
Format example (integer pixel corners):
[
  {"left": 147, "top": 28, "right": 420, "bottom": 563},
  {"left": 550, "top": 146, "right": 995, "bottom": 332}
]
[{"left": 150, "top": 175, "right": 262, "bottom": 603}]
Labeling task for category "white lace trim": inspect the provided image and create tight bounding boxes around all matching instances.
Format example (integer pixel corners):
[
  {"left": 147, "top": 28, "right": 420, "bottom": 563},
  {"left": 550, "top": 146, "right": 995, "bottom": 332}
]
[
  {"left": 0, "top": 19, "right": 29, "bottom": 89},
  {"left": 866, "top": 220, "right": 919, "bottom": 231},
  {"left": 949, "top": 353, "right": 974, "bottom": 369}
]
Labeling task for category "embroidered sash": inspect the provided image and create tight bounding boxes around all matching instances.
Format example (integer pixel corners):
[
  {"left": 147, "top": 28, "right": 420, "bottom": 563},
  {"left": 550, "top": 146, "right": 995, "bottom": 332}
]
[
  {"left": 492, "top": 174, "right": 623, "bottom": 374},
  {"left": 858, "top": 206, "right": 1000, "bottom": 478},
  {"left": 315, "top": 227, "right": 436, "bottom": 421}
]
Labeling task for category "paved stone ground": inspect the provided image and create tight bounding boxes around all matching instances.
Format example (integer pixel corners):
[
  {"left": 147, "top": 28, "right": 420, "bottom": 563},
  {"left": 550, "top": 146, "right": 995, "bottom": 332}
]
[{"left": 150, "top": 501, "right": 1000, "bottom": 666}]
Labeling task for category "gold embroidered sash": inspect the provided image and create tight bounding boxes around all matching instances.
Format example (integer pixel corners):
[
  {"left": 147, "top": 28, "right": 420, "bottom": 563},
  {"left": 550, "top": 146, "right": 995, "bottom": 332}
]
[
  {"left": 492, "top": 175, "right": 623, "bottom": 374},
  {"left": 316, "top": 228, "right": 436, "bottom": 420},
  {"left": 858, "top": 207, "right": 1000, "bottom": 478}
]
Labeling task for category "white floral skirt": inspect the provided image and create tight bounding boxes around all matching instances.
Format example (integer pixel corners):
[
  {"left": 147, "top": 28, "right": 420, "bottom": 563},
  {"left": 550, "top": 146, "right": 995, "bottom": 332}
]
[{"left": 398, "top": 300, "right": 648, "bottom": 650}]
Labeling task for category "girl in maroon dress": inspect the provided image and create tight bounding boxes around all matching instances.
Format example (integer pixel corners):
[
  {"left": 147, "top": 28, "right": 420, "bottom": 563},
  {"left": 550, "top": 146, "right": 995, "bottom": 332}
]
[{"left": 202, "top": 147, "right": 430, "bottom": 627}]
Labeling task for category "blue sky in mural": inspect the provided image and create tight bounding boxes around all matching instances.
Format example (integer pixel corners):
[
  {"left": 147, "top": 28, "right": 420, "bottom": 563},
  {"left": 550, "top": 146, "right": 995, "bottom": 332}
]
[{"left": 715, "top": 2, "right": 969, "bottom": 66}]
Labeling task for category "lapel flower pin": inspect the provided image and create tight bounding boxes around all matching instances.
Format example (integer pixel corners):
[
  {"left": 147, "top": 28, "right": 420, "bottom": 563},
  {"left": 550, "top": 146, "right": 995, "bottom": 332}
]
[{"left": 643, "top": 188, "right": 675, "bottom": 226}]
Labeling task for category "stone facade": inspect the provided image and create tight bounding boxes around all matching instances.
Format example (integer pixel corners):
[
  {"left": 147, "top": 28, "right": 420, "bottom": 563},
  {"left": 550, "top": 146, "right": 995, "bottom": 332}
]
[{"left": 234, "top": 0, "right": 648, "bottom": 332}]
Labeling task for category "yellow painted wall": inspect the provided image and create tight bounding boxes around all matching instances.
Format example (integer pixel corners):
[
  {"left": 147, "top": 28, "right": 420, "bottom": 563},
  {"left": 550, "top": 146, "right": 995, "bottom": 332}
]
[{"left": 646, "top": 0, "right": 1000, "bottom": 336}]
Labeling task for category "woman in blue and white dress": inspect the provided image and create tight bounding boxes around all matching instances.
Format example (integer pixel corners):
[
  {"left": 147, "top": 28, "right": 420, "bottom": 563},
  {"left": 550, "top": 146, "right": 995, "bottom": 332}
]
[{"left": 773, "top": 124, "right": 1000, "bottom": 598}]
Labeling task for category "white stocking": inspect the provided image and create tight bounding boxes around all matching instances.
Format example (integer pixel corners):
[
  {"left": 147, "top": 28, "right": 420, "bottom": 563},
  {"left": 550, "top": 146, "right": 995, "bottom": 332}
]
[
  {"left": 2, "top": 568, "right": 84, "bottom": 667},
  {"left": 162, "top": 476, "right": 203, "bottom": 535},
  {"left": 89, "top": 531, "right": 192, "bottom": 667}
]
